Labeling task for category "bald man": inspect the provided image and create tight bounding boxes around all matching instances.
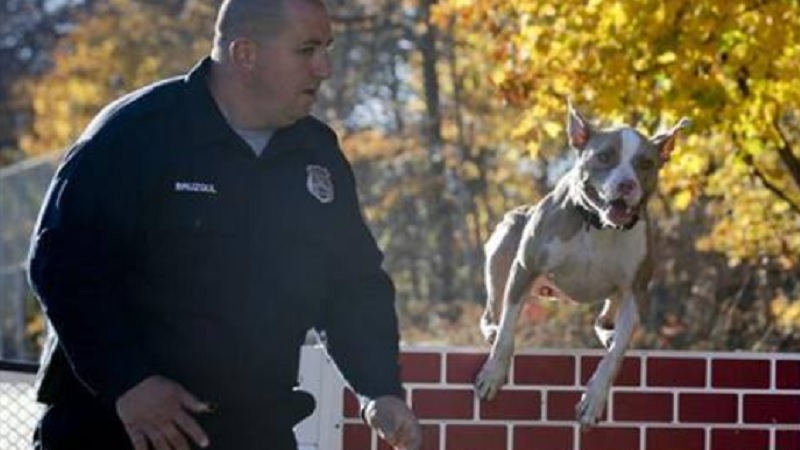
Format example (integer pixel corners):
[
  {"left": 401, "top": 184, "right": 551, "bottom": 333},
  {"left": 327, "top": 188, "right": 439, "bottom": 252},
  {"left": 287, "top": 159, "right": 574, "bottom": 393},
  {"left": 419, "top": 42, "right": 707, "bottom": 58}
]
[{"left": 28, "top": 0, "right": 421, "bottom": 449}]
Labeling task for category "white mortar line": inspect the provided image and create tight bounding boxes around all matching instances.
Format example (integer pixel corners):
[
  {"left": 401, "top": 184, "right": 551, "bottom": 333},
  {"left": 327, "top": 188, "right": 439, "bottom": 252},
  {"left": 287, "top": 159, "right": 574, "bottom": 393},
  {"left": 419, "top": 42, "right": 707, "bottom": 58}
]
[
  {"left": 770, "top": 427, "right": 776, "bottom": 450},
  {"left": 439, "top": 350, "right": 446, "bottom": 384},
  {"left": 738, "top": 391, "right": 744, "bottom": 425},
  {"left": 572, "top": 423, "right": 579, "bottom": 450},
  {"left": 771, "top": 358, "right": 776, "bottom": 390}
]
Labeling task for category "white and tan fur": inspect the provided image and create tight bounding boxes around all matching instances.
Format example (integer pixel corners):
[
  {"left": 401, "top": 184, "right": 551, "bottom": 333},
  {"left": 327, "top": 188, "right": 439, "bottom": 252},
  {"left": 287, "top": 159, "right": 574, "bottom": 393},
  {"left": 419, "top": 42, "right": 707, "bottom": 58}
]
[{"left": 475, "top": 102, "right": 689, "bottom": 427}]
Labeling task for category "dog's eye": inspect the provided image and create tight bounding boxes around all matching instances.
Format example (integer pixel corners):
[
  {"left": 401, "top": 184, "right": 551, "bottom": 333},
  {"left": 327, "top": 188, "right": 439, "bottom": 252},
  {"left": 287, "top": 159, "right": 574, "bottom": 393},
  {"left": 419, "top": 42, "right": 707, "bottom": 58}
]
[
  {"left": 596, "top": 152, "right": 613, "bottom": 164},
  {"left": 638, "top": 159, "right": 655, "bottom": 171}
]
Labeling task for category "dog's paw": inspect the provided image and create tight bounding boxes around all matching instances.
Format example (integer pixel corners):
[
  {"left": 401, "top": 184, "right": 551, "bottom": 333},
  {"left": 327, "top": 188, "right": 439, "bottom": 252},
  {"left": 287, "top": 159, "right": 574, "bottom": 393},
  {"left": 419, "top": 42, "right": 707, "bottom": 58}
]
[
  {"left": 576, "top": 389, "right": 607, "bottom": 428},
  {"left": 596, "top": 329, "right": 615, "bottom": 349},
  {"left": 474, "top": 359, "right": 508, "bottom": 401},
  {"left": 480, "top": 324, "right": 499, "bottom": 344}
]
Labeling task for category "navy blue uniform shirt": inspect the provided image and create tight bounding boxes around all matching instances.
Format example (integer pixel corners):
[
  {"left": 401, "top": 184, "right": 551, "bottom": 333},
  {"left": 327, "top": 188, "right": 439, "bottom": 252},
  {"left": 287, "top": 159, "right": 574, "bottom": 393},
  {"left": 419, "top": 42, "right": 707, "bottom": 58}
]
[{"left": 28, "top": 58, "right": 403, "bottom": 419}]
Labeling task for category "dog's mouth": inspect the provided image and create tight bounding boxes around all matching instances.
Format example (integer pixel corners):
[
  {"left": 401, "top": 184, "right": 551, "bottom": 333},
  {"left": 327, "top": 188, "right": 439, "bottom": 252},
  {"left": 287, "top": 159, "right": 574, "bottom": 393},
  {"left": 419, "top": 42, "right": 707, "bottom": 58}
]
[{"left": 606, "top": 199, "right": 638, "bottom": 227}]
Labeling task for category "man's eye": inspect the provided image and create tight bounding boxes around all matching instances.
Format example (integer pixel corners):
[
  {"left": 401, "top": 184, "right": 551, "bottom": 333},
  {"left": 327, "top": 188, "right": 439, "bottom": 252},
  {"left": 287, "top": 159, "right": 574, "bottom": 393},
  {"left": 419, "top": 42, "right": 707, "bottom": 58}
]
[{"left": 299, "top": 47, "right": 315, "bottom": 56}]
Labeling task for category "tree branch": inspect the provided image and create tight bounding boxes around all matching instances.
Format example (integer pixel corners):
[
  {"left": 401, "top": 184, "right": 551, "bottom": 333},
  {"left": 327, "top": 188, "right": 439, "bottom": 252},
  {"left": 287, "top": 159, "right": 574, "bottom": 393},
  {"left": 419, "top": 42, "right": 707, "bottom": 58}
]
[
  {"left": 739, "top": 151, "right": 800, "bottom": 216},
  {"left": 773, "top": 117, "right": 800, "bottom": 188}
]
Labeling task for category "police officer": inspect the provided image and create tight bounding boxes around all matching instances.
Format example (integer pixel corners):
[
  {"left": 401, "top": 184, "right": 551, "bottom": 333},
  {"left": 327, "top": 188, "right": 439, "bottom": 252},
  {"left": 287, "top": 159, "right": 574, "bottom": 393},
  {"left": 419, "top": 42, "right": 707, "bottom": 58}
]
[{"left": 28, "top": 0, "right": 422, "bottom": 449}]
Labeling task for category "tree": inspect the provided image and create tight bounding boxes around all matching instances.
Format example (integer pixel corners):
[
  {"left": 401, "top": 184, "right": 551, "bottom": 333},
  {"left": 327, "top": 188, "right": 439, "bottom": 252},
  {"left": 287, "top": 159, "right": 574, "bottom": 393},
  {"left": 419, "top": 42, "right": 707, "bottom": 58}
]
[
  {"left": 435, "top": 0, "right": 800, "bottom": 265},
  {"left": 0, "top": 0, "right": 93, "bottom": 166},
  {"left": 19, "top": 0, "right": 216, "bottom": 156},
  {"left": 429, "top": 0, "right": 800, "bottom": 349}
]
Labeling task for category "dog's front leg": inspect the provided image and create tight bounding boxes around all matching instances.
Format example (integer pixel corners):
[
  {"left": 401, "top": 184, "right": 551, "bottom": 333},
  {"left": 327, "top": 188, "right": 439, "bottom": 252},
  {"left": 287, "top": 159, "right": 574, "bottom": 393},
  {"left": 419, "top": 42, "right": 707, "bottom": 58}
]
[
  {"left": 577, "top": 292, "right": 639, "bottom": 427},
  {"left": 475, "top": 260, "right": 535, "bottom": 400}
]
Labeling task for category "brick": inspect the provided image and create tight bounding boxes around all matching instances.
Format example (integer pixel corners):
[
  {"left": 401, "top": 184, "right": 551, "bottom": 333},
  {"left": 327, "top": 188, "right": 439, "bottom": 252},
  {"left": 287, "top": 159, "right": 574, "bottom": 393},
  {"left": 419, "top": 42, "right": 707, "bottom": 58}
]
[
  {"left": 344, "top": 390, "right": 360, "bottom": 418},
  {"left": 712, "top": 359, "right": 770, "bottom": 389},
  {"left": 412, "top": 389, "right": 474, "bottom": 419},
  {"left": 401, "top": 352, "right": 442, "bottom": 383},
  {"left": 445, "top": 425, "right": 507, "bottom": 450},
  {"left": 743, "top": 394, "right": 800, "bottom": 423},
  {"left": 777, "top": 360, "right": 800, "bottom": 389},
  {"left": 579, "top": 427, "right": 639, "bottom": 450},
  {"left": 679, "top": 393, "right": 738, "bottom": 423},
  {"left": 421, "top": 425, "right": 442, "bottom": 450},
  {"left": 479, "top": 389, "right": 541, "bottom": 420},
  {"left": 547, "top": 390, "right": 607, "bottom": 422},
  {"left": 647, "top": 357, "right": 706, "bottom": 387},
  {"left": 710, "top": 429, "right": 769, "bottom": 450},
  {"left": 547, "top": 390, "right": 583, "bottom": 421},
  {"left": 646, "top": 428, "right": 705, "bottom": 450},
  {"left": 378, "top": 424, "right": 440, "bottom": 450},
  {"left": 514, "top": 426, "right": 573, "bottom": 450},
  {"left": 613, "top": 392, "right": 673, "bottom": 422},
  {"left": 446, "top": 353, "right": 488, "bottom": 384},
  {"left": 581, "top": 356, "right": 641, "bottom": 386},
  {"left": 342, "top": 423, "right": 372, "bottom": 450},
  {"left": 515, "top": 355, "right": 576, "bottom": 386},
  {"left": 777, "top": 430, "right": 800, "bottom": 450}
]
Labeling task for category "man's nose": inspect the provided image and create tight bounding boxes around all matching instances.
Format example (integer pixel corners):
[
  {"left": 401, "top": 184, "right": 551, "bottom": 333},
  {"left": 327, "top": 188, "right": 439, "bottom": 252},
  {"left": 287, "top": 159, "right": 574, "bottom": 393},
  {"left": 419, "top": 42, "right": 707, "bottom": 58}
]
[{"left": 313, "top": 51, "right": 333, "bottom": 79}]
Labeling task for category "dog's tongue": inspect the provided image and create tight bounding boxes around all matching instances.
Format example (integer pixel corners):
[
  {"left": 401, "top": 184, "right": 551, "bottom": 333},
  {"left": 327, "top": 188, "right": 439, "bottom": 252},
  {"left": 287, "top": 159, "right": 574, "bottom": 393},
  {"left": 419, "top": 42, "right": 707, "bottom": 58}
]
[{"left": 608, "top": 201, "right": 634, "bottom": 226}]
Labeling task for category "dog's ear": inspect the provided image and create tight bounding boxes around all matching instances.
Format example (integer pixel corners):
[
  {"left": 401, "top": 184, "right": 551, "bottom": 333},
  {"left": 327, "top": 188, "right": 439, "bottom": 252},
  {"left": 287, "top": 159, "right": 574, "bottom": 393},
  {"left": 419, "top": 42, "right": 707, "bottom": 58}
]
[
  {"left": 652, "top": 117, "right": 691, "bottom": 163},
  {"left": 567, "top": 101, "right": 592, "bottom": 151}
]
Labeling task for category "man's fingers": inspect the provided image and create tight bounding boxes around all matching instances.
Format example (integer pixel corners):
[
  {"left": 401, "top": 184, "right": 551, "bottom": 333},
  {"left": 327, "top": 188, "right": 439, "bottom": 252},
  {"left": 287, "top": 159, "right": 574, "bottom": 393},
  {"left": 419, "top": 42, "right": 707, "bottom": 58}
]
[
  {"left": 374, "top": 413, "right": 397, "bottom": 440},
  {"left": 178, "top": 387, "right": 212, "bottom": 413},
  {"left": 162, "top": 422, "right": 191, "bottom": 450},
  {"left": 386, "top": 418, "right": 421, "bottom": 450},
  {"left": 398, "top": 420, "right": 423, "bottom": 450},
  {"left": 174, "top": 410, "right": 210, "bottom": 448},
  {"left": 141, "top": 423, "right": 172, "bottom": 450},
  {"left": 125, "top": 427, "right": 149, "bottom": 450}
]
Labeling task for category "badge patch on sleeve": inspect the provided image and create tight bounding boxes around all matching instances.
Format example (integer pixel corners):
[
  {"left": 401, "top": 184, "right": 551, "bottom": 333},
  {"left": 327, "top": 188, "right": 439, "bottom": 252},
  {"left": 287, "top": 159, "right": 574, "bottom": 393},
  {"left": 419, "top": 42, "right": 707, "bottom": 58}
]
[{"left": 306, "top": 165, "right": 334, "bottom": 203}]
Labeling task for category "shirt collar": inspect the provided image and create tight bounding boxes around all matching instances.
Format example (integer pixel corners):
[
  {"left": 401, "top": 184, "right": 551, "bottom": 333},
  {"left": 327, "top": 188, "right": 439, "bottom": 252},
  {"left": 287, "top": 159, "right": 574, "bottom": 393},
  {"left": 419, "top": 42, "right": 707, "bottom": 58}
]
[
  {"left": 182, "top": 57, "right": 239, "bottom": 148},
  {"left": 181, "top": 56, "right": 320, "bottom": 157}
]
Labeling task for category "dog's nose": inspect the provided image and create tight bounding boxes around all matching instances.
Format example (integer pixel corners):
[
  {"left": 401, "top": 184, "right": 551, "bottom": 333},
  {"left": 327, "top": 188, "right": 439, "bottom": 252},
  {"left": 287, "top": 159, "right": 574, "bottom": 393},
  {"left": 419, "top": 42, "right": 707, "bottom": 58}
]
[{"left": 617, "top": 180, "right": 637, "bottom": 196}]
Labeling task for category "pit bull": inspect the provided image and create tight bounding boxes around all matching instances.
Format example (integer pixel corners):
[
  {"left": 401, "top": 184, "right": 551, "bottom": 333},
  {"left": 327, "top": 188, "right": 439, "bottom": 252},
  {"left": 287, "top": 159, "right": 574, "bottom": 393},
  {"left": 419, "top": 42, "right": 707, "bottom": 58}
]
[{"left": 474, "top": 102, "right": 690, "bottom": 427}]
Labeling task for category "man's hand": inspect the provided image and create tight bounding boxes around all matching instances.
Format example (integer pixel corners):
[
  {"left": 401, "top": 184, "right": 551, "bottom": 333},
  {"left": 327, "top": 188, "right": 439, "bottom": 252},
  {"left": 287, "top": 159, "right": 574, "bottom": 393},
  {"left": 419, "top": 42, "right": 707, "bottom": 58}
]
[
  {"left": 115, "top": 375, "right": 212, "bottom": 450},
  {"left": 364, "top": 396, "right": 422, "bottom": 450}
]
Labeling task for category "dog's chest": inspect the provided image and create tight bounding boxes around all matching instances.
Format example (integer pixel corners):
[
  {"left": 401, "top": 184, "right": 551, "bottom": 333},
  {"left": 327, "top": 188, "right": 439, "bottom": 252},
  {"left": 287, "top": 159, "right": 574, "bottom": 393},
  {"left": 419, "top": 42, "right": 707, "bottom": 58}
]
[{"left": 539, "top": 224, "right": 648, "bottom": 302}]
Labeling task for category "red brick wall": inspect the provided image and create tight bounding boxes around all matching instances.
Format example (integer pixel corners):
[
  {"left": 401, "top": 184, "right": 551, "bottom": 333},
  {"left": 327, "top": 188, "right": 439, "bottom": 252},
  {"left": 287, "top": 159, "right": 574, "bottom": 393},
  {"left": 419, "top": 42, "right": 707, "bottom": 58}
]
[{"left": 342, "top": 348, "right": 800, "bottom": 450}]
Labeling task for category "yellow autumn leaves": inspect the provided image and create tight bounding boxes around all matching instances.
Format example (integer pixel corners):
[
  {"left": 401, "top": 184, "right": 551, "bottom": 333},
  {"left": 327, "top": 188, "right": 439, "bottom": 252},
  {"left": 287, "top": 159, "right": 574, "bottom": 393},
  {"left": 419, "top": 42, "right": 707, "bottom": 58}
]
[{"left": 435, "top": 0, "right": 800, "bottom": 266}]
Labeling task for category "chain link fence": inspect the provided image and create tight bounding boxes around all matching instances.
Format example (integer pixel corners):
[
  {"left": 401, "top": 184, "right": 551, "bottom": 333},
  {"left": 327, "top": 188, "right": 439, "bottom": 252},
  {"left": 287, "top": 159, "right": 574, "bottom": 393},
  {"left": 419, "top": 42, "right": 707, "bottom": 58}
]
[
  {"left": 0, "top": 152, "right": 59, "bottom": 361},
  {"left": 0, "top": 361, "right": 40, "bottom": 450},
  {"left": 1, "top": 154, "right": 59, "bottom": 449}
]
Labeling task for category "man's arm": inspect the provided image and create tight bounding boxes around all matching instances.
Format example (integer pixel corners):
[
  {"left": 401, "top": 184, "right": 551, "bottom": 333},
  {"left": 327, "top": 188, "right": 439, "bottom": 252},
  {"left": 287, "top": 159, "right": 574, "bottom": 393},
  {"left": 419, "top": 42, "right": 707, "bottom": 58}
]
[
  {"left": 29, "top": 139, "right": 154, "bottom": 402},
  {"left": 29, "top": 138, "right": 212, "bottom": 450},
  {"left": 318, "top": 151, "right": 421, "bottom": 450}
]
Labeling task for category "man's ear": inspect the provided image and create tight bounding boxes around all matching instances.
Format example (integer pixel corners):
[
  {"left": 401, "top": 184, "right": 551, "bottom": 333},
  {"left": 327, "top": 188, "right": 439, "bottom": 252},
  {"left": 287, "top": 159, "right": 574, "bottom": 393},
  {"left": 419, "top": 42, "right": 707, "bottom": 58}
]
[
  {"left": 567, "top": 100, "right": 592, "bottom": 151},
  {"left": 229, "top": 38, "right": 258, "bottom": 73},
  {"left": 652, "top": 117, "right": 691, "bottom": 163}
]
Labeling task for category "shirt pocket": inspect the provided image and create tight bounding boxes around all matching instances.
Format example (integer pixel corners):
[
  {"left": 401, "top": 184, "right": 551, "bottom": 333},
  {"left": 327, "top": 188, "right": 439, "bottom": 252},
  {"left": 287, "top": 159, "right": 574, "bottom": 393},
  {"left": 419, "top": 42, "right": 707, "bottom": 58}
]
[{"left": 145, "top": 193, "right": 242, "bottom": 308}]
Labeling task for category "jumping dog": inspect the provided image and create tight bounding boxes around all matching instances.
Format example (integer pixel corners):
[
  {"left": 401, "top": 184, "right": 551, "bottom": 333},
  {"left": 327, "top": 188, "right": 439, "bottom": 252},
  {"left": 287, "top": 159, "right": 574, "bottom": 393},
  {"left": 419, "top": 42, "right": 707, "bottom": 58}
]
[{"left": 475, "top": 102, "right": 689, "bottom": 427}]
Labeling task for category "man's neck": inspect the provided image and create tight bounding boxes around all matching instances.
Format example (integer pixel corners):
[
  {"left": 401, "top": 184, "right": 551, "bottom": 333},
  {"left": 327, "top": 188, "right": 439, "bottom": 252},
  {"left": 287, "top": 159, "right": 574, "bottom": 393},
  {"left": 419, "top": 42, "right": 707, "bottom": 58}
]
[{"left": 206, "top": 60, "right": 277, "bottom": 131}]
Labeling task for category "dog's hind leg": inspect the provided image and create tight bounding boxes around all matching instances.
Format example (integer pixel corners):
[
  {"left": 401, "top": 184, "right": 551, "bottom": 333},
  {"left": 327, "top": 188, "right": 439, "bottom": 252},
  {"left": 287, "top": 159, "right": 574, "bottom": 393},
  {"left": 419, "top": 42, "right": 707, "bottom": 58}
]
[{"left": 480, "top": 208, "right": 527, "bottom": 343}]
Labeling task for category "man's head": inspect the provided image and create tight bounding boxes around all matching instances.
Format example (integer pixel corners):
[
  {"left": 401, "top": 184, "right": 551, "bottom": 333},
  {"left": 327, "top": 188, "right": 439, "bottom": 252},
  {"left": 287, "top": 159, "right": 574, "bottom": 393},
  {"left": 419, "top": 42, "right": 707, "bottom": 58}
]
[
  {"left": 566, "top": 102, "right": 690, "bottom": 228},
  {"left": 209, "top": 0, "right": 334, "bottom": 128}
]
